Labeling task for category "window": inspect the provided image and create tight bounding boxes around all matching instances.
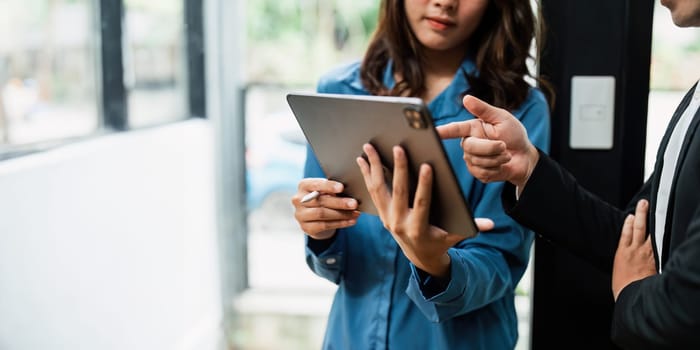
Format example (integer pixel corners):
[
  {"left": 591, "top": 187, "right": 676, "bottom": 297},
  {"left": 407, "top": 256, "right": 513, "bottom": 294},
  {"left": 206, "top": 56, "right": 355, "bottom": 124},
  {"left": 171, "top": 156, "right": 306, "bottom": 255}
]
[
  {"left": 0, "top": 0, "right": 201, "bottom": 157},
  {"left": 0, "top": 0, "right": 99, "bottom": 147},
  {"left": 645, "top": 2, "right": 700, "bottom": 178},
  {"left": 239, "top": 1, "right": 379, "bottom": 348},
  {"left": 123, "top": 0, "right": 188, "bottom": 127},
  {"left": 244, "top": 0, "right": 379, "bottom": 291}
]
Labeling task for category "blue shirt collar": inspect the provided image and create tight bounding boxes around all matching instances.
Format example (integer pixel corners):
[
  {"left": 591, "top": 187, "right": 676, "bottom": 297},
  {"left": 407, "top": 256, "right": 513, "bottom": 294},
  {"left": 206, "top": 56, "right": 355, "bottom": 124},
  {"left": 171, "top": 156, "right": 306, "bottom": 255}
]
[
  {"left": 380, "top": 58, "right": 477, "bottom": 120},
  {"left": 342, "top": 57, "right": 478, "bottom": 120}
]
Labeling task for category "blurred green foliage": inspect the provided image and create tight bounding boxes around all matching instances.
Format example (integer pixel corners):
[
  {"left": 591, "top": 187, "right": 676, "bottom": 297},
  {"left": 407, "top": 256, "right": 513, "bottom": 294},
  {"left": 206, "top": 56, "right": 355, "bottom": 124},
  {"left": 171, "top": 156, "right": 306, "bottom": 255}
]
[
  {"left": 649, "top": 2, "right": 700, "bottom": 90},
  {"left": 245, "top": 0, "right": 379, "bottom": 85},
  {"left": 247, "top": 0, "right": 304, "bottom": 41}
]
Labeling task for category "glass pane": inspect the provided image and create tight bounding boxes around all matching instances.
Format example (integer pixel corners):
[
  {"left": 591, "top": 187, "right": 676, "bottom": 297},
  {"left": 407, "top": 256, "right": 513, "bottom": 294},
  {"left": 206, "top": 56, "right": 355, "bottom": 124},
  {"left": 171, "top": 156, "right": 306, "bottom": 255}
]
[
  {"left": 0, "top": 0, "right": 98, "bottom": 146},
  {"left": 645, "top": 2, "right": 700, "bottom": 178},
  {"left": 244, "top": 0, "right": 380, "bottom": 292},
  {"left": 239, "top": 1, "right": 379, "bottom": 348},
  {"left": 123, "top": 0, "right": 187, "bottom": 127}
]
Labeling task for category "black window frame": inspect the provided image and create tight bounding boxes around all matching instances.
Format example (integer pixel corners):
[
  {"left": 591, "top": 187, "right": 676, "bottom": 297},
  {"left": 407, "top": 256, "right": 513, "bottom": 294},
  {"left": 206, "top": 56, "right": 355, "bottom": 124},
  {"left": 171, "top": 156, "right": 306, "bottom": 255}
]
[{"left": 0, "top": 0, "right": 206, "bottom": 159}]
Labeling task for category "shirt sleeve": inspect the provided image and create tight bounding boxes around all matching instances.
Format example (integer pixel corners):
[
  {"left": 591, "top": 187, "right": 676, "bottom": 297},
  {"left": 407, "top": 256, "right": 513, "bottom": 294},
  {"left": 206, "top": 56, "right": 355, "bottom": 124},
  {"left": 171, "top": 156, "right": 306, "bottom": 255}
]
[
  {"left": 405, "top": 89, "right": 551, "bottom": 322},
  {"left": 302, "top": 144, "right": 347, "bottom": 285}
]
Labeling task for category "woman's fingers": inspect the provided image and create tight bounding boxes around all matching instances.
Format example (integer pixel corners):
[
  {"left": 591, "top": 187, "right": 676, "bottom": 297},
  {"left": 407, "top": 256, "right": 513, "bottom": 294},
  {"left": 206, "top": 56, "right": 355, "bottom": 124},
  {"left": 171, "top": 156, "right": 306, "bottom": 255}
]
[
  {"left": 292, "top": 176, "right": 361, "bottom": 237},
  {"left": 391, "top": 146, "right": 410, "bottom": 219},
  {"left": 315, "top": 195, "right": 358, "bottom": 210},
  {"left": 358, "top": 143, "right": 392, "bottom": 216},
  {"left": 301, "top": 218, "right": 358, "bottom": 233},
  {"left": 295, "top": 205, "right": 359, "bottom": 232},
  {"left": 474, "top": 218, "right": 495, "bottom": 232},
  {"left": 412, "top": 163, "right": 433, "bottom": 227},
  {"left": 295, "top": 205, "right": 359, "bottom": 222},
  {"left": 293, "top": 178, "right": 344, "bottom": 206},
  {"left": 296, "top": 177, "right": 343, "bottom": 194}
]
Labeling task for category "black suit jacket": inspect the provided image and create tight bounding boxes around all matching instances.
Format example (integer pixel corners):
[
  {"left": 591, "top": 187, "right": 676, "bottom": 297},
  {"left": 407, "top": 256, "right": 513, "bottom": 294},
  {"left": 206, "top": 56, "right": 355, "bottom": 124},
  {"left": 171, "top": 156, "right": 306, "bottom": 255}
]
[{"left": 502, "top": 83, "right": 700, "bottom": 349}]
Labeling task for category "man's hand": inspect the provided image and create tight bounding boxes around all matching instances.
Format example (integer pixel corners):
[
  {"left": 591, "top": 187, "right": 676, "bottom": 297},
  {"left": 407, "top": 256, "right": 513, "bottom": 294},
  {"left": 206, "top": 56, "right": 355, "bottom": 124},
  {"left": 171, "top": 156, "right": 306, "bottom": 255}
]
[
  {"left": 612, "top": 199, "right": 658, "bottom": 301},
  {"left": 436, "top": 95, "right": 539, "bottom": 190}
]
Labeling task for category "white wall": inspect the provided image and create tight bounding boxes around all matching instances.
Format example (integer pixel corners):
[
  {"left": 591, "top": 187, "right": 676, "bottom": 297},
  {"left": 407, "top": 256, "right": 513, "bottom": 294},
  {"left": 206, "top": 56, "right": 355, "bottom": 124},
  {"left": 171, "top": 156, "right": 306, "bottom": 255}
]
[{"left": 0, "top": 119, "right": 223, "bottom": 350}]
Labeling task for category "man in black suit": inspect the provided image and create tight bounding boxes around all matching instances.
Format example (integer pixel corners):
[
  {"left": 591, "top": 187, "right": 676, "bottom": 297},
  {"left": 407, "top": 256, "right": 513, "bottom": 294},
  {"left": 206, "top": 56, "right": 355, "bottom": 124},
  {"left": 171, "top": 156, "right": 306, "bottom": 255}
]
[{"left": 435, "top": 1, "right": 700, "bottom": 348}]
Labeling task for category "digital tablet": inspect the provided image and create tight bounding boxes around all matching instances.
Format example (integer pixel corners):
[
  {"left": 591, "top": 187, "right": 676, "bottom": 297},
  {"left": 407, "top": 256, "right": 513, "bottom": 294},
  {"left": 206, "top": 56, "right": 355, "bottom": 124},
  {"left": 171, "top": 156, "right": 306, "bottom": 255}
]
[{"left": 286, "top": 92, "right": 478, "bottom": 238}]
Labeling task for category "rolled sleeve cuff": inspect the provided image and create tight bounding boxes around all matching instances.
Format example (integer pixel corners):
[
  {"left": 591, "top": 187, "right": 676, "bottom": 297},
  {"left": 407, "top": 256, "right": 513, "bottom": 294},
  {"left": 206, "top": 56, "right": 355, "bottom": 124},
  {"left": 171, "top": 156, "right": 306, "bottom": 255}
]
[
  {"left": 305, "top": 235, "right": 343, "bottom": 283},
  {"left": 406, "top": 249, "right": 468, "bottom": 322},
  {"left": 307, "top": 233, "right": 338, "bottom": 255},
  {"left": 409, "top": 249, "right": 467, "bottom": 303}
]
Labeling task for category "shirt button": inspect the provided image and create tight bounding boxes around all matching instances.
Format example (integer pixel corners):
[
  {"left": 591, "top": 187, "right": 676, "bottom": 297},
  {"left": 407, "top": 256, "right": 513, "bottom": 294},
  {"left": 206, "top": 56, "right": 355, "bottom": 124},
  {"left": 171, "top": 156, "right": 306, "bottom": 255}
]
[{"left": 326, "top": 257, "right": 337, "bottom": 265}]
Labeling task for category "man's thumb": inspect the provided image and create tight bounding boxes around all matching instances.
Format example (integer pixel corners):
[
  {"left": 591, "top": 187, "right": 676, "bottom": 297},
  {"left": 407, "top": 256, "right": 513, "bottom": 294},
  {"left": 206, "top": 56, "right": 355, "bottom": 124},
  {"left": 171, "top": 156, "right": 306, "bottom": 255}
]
[{"left": 463, "top": 95, "right": 505, "bottom": 124}]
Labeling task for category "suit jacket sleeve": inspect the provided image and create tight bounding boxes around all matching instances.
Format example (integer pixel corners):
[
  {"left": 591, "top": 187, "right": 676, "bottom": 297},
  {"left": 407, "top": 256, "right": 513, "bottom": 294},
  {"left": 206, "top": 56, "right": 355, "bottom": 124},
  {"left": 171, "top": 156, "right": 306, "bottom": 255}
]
[{"left": 501, "top": 149, "right": 652, "bottom": 273}]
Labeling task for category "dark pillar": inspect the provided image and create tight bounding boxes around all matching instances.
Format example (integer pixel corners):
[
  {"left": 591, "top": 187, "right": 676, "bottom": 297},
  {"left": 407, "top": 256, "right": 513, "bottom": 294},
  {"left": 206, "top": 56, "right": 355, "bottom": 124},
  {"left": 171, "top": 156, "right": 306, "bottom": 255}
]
[{"left": 534, "top": 1, "right": 654, "bottom": 349}]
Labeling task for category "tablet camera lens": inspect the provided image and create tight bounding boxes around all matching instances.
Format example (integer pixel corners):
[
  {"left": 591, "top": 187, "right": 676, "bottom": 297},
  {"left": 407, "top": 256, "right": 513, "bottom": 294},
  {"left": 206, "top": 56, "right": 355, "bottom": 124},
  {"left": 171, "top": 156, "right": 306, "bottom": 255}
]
[{"left": 404, "top": 107, "right": 427, "bottom": 129}]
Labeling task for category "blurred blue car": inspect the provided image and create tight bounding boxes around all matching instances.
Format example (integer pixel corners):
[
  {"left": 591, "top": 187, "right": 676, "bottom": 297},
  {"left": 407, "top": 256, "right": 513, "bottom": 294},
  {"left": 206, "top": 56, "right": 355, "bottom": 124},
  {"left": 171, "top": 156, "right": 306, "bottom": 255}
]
[{"left": 245, "top": 109, "right": 307, "bottom": 226}]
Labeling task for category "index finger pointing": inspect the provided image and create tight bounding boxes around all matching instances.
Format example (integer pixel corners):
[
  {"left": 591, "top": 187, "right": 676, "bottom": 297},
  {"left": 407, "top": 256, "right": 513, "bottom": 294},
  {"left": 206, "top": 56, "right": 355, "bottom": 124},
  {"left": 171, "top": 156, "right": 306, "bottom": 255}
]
[{"left": 436, "top": 120, "right": 477, "bottom": 140}]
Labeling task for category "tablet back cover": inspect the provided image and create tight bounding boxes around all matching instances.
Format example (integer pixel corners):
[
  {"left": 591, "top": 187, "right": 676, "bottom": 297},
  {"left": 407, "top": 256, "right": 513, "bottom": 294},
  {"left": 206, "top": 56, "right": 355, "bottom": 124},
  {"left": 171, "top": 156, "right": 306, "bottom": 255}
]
[{"left": 287, "top": 92, "right": 477, "bottom": 237}]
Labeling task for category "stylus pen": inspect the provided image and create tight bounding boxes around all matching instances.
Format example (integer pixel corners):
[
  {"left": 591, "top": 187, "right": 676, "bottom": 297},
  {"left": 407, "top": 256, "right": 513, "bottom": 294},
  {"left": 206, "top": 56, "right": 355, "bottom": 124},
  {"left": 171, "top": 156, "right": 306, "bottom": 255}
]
[{"left": 300, "top": 190, "right": 320, "bottom": 203}]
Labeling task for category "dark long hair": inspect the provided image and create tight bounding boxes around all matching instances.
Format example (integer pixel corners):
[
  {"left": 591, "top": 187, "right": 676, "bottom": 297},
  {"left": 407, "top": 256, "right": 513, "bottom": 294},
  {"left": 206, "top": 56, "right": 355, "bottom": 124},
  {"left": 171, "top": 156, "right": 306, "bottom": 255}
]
[{"left": 360, "top": 0, "right": 554, "bottom": 111}]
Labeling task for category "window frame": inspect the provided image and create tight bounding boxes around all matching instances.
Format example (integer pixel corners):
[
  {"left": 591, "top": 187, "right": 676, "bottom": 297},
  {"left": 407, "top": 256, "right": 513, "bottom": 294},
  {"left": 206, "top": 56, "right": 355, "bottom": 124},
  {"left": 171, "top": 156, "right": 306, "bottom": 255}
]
[{"left": 0, "top": 0, "right": 206, "bottom": 159}]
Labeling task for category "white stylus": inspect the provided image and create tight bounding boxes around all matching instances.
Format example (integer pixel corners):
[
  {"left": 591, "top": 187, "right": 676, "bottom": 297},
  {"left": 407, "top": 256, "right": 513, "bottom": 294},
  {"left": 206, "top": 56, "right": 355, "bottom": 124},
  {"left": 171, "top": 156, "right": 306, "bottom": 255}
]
[{"left": 300, "top": 190, "right": 320, "bottom": 203}]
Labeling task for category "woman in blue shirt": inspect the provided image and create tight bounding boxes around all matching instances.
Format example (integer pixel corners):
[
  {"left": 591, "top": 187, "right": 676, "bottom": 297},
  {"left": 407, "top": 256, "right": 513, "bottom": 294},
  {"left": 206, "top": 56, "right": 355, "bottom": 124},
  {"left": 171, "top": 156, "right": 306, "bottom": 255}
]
[{"left": 291, "top": 0, "right": 552, "bottom": 349}]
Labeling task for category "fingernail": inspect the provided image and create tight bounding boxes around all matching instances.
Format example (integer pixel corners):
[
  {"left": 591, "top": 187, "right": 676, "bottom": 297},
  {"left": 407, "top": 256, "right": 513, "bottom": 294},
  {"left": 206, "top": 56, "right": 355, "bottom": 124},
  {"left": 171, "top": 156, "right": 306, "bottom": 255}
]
[
  {"left": 346, "top": 199, "right": 357, "bottom": 208},
  {"left": 334, "top": 183, "right": 343, "bottom": 192}
]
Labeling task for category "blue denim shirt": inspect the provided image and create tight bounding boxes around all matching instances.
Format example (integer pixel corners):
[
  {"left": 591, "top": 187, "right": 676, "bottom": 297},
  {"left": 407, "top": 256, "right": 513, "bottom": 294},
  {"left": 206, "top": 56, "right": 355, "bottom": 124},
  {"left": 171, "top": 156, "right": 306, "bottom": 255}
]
[{"left": 304, "top": 59, "right": 551, "bottom": 350}]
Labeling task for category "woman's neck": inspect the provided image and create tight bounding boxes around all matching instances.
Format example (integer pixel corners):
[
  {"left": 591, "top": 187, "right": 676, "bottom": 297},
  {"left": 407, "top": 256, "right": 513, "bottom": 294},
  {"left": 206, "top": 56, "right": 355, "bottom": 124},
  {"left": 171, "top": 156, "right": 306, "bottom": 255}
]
[
  {"left": 419, "top": 46, "right": 467, "bottom": 103},
  {"left": 422, "top": 46, "right": 466, "bottom": 78}
]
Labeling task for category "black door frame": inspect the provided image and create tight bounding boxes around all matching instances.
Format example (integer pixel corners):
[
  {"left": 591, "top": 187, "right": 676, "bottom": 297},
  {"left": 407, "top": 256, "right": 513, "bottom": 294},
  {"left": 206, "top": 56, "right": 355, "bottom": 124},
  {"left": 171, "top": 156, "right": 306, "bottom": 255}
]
[{"left": 534, "top": 1, "right": 654, "bottom": 349}]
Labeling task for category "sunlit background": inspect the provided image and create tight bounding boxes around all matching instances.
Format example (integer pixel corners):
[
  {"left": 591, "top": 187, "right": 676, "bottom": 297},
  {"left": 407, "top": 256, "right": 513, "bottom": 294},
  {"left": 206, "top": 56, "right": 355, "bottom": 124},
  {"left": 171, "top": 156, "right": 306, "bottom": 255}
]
[
  {"left": 237, "top": 2, "right": 698, "bottom": 349},
  {"left": 0, "top": 1, "right": 697, "bottom": 349}
]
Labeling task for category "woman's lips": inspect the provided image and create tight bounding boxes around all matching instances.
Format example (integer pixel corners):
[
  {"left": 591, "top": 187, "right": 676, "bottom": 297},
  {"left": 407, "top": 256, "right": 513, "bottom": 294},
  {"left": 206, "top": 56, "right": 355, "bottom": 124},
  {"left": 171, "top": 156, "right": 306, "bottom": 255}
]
[{"left": 425, "top": 17, "right": 454, "bottom": 31}]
